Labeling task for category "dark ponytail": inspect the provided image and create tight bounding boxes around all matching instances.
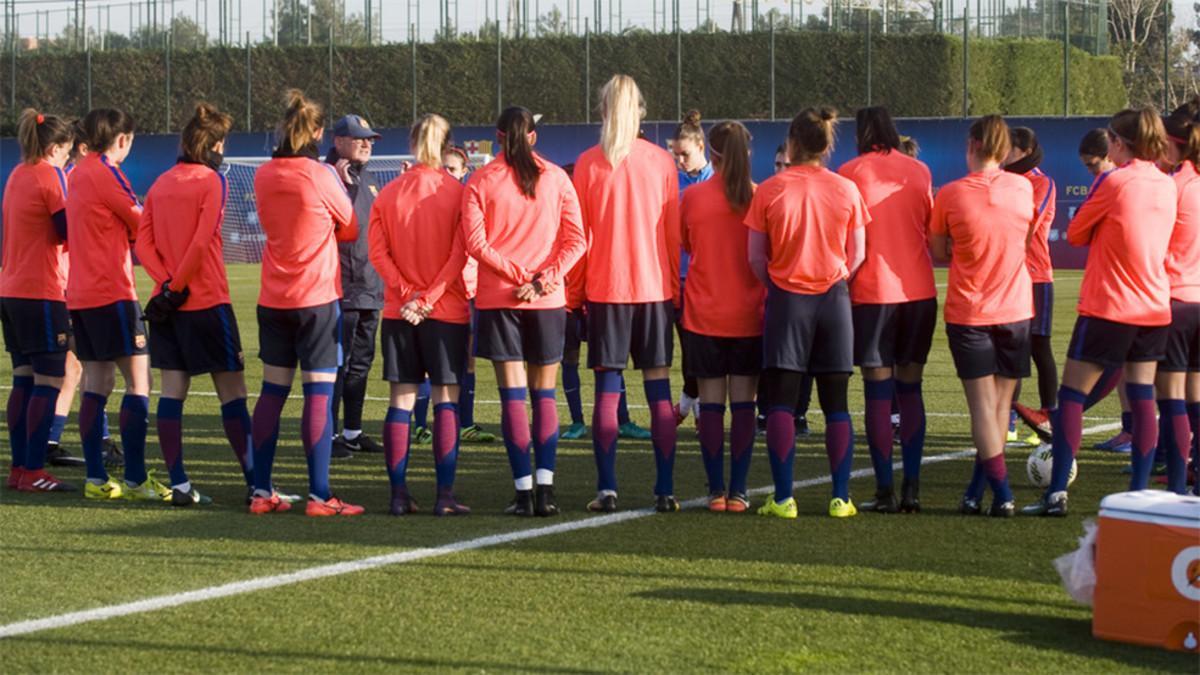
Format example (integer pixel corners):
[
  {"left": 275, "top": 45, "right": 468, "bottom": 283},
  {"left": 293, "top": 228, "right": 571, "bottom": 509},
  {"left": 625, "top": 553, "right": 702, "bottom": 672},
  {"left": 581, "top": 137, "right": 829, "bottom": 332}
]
[
  {"left": 82, "top": 107, "right": 136, "bottom": 154},
  {"left": 787, "top": 107, "right": 837, "bottom": 164},
  {"left": 854, "top": 106, "right": 901, "bottom": 155},
  {"left": 708, "top": 121, "right": 753, "bottom": 212},
  {"left": 17, "top": 109, "right": 73, "bottom": 165},
  {"left": 674, "top": 109, "right": 705, "bottom": 148},
  {"left": 497, "top": 106, "right": 541, "bottom": 198},
  {"left": 1004, "top": 126, "right": 1043, "bottom": 174},
  {"left": 1164, "top": 95, "right": 1200, "bottom": 166},
  {"left": 1078, "top": 128, "right": 1109, "bottom": 159}
]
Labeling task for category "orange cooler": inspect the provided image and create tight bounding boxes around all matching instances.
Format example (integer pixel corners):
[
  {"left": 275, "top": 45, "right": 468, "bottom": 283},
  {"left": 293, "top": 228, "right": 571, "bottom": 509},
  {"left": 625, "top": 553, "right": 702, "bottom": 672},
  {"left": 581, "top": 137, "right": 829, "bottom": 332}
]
[{"left": 1093, "top": 490, "right": 1200, "bottom": 652}]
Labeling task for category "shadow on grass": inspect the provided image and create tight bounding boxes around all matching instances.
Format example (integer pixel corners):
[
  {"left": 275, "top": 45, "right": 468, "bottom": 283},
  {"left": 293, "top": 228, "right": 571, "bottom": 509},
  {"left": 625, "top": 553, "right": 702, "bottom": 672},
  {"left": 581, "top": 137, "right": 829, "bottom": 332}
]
[
  {"left": 633, "top": 587, "right": 1195, "bottom": 671},
  {"left": 4, "top": 635, "right": 604, "bottom": 674}
]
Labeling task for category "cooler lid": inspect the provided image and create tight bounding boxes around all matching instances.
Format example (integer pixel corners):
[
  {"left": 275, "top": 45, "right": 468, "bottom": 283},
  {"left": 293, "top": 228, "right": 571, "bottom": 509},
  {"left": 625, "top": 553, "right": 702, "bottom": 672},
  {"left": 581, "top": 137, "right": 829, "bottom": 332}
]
[{"left": 1099, "top": 490, "right": 1200, "bottom": 524}]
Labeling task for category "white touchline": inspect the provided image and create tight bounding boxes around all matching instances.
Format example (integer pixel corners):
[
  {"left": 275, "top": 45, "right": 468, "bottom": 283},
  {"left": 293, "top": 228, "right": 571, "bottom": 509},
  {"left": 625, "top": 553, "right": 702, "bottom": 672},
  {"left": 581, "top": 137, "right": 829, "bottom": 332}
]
[{"left": 0, "top": 421, "right": 1121, "bottom": 640}]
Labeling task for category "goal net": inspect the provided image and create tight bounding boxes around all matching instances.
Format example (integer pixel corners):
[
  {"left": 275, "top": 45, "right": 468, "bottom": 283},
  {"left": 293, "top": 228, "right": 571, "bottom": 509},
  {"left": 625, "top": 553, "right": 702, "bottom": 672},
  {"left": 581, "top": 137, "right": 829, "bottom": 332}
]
[{"left": 219, "top": 153, "right": 494, "bottom": 264}]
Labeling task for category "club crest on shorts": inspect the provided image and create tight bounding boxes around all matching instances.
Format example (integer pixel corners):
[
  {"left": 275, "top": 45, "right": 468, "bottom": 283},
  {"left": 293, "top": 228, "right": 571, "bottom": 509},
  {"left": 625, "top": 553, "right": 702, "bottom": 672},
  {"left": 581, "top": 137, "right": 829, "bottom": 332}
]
[
  {"left": 56, "top": 333, "right": 68, "bottom": 346},
  {"left": 134, "top": 335, "right": 147, "bottom": 349}
]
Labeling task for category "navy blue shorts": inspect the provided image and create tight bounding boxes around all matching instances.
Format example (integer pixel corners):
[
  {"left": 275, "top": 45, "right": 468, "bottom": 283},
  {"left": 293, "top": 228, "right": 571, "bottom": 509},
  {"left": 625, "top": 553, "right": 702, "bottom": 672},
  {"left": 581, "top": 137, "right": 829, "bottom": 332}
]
[
  {"left": 71, "top": 300, "right": 148, "bottom": 362},
  {"left": 852, "top": 297, "right": 937, "bottom": 369},
  {"left": 564, "top": 308, "right": 587, "bottom": 354},
  {"left": 1161, "top": 300, "right": 1200, "bottom": 373},
  {"left": 763, "top": 281, "right": 853, "bottom": 375},
  {"left": 1066, "top": 315, "right": 1168, "bottom": 369},
  {"left": 149, "top": 304, "right": 245, "bottom": 374},
  {"left": 1031, "top": 282, "right": 1054, "bottom": 337},
  {"left": 1, "top": 297, "right": 70, "bottom": 375},
  {"left": 586, "top": 300, "right": 674, "bottom": 370},
  {"left": 381, "top": 318, "right": 469, "bottom": 385},
  {"left": 681, "top": 329, "right": 762, "bottom": 379},
  {"left": 946, "top": 321, "right": 1032, "bottom": 380},
  {"left": 257, "top": 301, "right": 343, "bottom": 371},
  {"left": 476, "top": 308, "right": 567, "bottom": 365}
]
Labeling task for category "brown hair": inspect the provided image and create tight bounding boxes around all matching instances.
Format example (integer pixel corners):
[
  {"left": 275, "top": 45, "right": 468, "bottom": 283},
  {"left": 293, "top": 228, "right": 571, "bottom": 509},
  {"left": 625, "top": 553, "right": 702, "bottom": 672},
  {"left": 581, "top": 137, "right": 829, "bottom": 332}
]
[
  {"left": 899, "top": 135, "right": 920, "bottom": 158},
  {"left": 69, "top": 119, "right": 88, "bottom": 160},
  {"left": 967, "top": 115, "right": 1010, "bottom": 164},
  {"left": 674, "top": 109, "right": 705, "bottom": 147},
  {"left": 1164, "top": 96, "right": 1200, "bottom": 166},
  {"left": 277, "top": 89, "right": 324, "bottom": 154},
  {"left": 787, "top": 107, "right": 837, "bottom": 164},
  {"left": 82, "top": 107, "right": 136, "bottom": 154},
  {"left": 497, "top": 106, "right": 541, "bottom": 198},
  {"left": 17, "top": 109, "right": 73, "bottom": 165},
  {"left": 411, "top": 114, "right": 451, "bottom": 168},
  {"left": 1108, "top": 107, "right": 1168, "bottom": 162},
  {"left": 707, "top": 121, "right": 753, "bottom": 212},
  {"left": 180, "top": 103, "right": 233, "bottom": 165}
]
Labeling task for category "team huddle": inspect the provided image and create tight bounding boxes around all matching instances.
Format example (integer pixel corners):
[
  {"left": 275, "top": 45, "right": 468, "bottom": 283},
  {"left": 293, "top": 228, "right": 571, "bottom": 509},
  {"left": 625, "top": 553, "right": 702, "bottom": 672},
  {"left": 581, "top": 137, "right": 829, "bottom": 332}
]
[{"left": 2, "top": 73, "right": 1198, "bottom": 520}]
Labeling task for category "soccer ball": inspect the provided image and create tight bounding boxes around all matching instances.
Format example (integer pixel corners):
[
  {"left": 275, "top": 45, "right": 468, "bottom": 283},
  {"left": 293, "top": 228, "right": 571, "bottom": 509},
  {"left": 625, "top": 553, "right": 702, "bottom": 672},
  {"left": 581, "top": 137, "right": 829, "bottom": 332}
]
[{"left": 1026, "top": 444, "right": 1077, "bottom": 488}]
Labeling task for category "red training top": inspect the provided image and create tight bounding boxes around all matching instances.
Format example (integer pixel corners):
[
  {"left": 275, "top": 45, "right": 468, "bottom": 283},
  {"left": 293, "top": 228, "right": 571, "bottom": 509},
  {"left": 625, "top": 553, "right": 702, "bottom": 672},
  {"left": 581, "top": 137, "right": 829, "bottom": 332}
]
[
  {"left": 929, "top": 168, "right": 1035, "bottom": 326},
  {"left": 254, "top": 156, "right": 358, "bottom": 310},
  {"left": 368, "top": 164, "right": 470, "bottom": 324},
  {"left": 460, "top": 152, "right": 586, "bottom": 311},
  {"left": 837, "top": 151, "right": 936, "bottom": 305},
  {"left": 573, "top": 139, "right": 681, "bottom": 304},
  {"left": 1167, "top": 160, "right": 1200, "bottom": 303},
  {"left": 680, "top": 175, "right": 764, "bottom": 337},
  {"left": 65, "top": 154, "right": 142, "bottom": 310},
  {"left": 744, "top": 165, "right": 869, "bottom": 296},
  {"left": 1023, "top": 167, "right": 1057, "bottom": 284},
  {"left": 135, "top": 162, "right": 232, "bottom": 311},
  {"left": 1, "top": 160, "right": 69, "bottom": 301},
  {"left": 1067, "top": 159, "right": 1177, "bottom": 326}
]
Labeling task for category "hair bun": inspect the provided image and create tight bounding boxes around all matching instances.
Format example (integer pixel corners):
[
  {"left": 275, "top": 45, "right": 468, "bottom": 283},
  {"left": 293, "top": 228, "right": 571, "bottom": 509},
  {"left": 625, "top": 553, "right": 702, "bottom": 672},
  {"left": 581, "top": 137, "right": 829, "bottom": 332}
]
[
  {"left": 819, "top": 107, "right": 838, "bottom": 122},
  {"left": 683, "top": 109, "right": 702, "bottom": 126}
]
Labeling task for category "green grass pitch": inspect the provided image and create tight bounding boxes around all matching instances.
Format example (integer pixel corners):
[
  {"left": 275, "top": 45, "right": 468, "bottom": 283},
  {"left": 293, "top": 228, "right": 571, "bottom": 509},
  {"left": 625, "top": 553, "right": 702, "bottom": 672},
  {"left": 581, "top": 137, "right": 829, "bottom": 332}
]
[{"left": 0, "top": 265, "right": 1194, "bottom": 673}]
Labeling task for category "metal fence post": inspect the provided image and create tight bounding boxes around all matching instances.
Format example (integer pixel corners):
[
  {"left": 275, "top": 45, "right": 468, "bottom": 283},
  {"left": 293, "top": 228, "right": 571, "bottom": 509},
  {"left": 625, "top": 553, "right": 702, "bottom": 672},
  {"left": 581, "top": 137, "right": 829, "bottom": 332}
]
[
  {"left": 87, "top": 33, "right": 93, "bottom": 111},
  {"left": 412, "top": 24, "right": 419, "bottom": 123},
  {"left": 496, "top": 11, "right": 502, "bottom": 118},
  {"left": 246, "top": 32, "right": 252, "bottom": 131},
  {"left": 769, "top": 18, "right": 775, "bottom": 120},
  {"left": 675, "top": 17, "right": 681, "bottom": 120},
  {"left": 165, "top": 31, "right": 172, "bottom": 132},
  {"left": 962, "top": 0, "right": 969, "bottom": 118},
  {"left": 866, "top": 8, "right": 872, "bottom": 106},
  {"left": 585, "top": 17, "right": 590, "bottom": 124},
  {"left": 1062, "top": 0, "right": 1068, "bottom": 117},
  {"left": 328, "top": 23, "right": 334, "bottom": 123},
  {"left": 1162, "top": 5, "right": 1170, "bottom": 111}
]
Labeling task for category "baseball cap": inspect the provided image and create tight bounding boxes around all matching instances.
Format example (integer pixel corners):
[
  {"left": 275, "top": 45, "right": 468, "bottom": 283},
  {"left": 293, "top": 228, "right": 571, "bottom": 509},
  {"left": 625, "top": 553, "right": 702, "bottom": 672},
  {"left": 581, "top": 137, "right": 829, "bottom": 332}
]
[{"left": 333, "top": 114, "right": 382, "bottom": 140}]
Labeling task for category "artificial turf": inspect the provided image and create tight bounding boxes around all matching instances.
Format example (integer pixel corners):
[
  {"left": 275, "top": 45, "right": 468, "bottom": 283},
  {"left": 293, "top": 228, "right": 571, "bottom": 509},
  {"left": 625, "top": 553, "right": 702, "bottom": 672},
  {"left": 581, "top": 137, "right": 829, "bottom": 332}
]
[{"left": 0, "top": 265, "right": 1194, "bottom": 673}]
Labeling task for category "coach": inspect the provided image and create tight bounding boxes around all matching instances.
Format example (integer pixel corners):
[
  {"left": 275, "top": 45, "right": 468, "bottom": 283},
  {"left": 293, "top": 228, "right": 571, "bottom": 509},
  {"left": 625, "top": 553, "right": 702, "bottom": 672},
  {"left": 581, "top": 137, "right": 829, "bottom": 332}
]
[{"left": 326, "top": 114, "right": 384, "bottom": 458}]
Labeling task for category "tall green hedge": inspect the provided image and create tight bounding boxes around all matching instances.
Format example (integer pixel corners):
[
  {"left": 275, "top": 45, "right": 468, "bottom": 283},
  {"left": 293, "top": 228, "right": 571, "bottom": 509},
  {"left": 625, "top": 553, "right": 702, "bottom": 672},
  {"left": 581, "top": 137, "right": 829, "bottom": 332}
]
[{"left": 0, "top": 32, "right": 1125, "bottom": 135}]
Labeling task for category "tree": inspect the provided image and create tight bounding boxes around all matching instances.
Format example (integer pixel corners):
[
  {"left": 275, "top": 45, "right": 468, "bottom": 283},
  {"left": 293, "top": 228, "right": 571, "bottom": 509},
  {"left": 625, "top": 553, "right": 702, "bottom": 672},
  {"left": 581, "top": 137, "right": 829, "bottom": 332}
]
[
  {"left": 537, "top": 7, "right": 570, "bottom": 37},
  {"left": 274, "top": 0, "right": 369, "bottom": 46},
  {"left": 1107, "top": 0, "right": 1172, "bottom": 104}
]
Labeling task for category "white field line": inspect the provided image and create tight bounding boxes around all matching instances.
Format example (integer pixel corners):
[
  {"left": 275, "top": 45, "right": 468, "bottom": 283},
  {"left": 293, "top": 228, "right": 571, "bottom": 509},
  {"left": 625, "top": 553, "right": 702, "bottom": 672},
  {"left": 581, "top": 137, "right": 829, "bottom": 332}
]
[{"left": 0, "top": 421, "right": 1120, "bottom": 640}]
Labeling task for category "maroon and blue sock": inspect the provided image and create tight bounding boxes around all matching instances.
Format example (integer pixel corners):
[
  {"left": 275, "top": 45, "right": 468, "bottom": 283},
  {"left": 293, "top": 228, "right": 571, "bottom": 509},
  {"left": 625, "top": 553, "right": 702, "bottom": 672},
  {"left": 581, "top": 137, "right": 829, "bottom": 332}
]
[
  {"left": 220, "top": 398, "right": 254, "bottom": 486},
  {"left": 119, "top": 394, "right": 150, "bottom": 485},
  {"left": 896, "top": 380, "right": 926, "bottom": 481},
  {"left": 592, "top": 370, "right": 622, "bottom": 492},
  {"left": 79, "top": 392, "right": 107, "bottom": 481},
  {"left": 617, "top": 374, "right": 632, "bottom": 426},
  {"left": 1157, "top": 399, "right": 1190, "bottom": 495},
  {"left": 458, "top": 372, "right": 476, "bottom": 428},
  {"left": 383, "top": 407, "right": 411, "bottom": 486},
  {"left": 301, "top": 382, "right": 335, "bottom": 500},
  {"left": 562, "top": 363, "right": 585, "bottom": 425},
  {"left": 156, "top": 397, "right": 187, "bottom": 486},
  {"left": 825, "top": 411, "right": 854, "bottom": 501},
  {"left": 500, "top": 387, "right": 532, "bottom": 484},
  {"left": 532, "top": 389, "right": 559, "bottom": 476},
  {"left": 766, "top": 406, "right": 795, "bottom": 502},
  {"left": 433, "top": 402, "right": 460, "bottom": 487},
  {"left": 698, "top": 403, "right": 726, "bottom": 494},
  {"left": 864, "top": 379, "right": 896, "bottom": 490},
  {"left": 1126, "top": 383, "right": 1157, "bottom": 491},
  {"left": 964, "top": 456, "right": 986, "bottom": 500},
  {"left": 1048, "top": 386, "right": 1086, "bottom": 495},
  {"left": 251, "top": 382, "right": 291, "bottom": 494},
  {"left": 48, "top": 414, "right": 67, "bottom": 444},
  {"left": 644, "top": 378, "right": 677, "bottom": 497},
  {"left": 981, "top": 453, "right": 1013, "bottom": 503},
  {"left": 7, "top": 375, "right": 32, "bottom": 469},
  {"left": 413, "top": 379, "right": 431, "bottom": 429},
  {"left": 1084, "top": 367, "right": 1123, "bottom": 410},
  {"left": 729, "top": 402, "right": 755, "bottom": 496},
  {"left": 23, "top": 385, "right": 60, "bottom": 471}
]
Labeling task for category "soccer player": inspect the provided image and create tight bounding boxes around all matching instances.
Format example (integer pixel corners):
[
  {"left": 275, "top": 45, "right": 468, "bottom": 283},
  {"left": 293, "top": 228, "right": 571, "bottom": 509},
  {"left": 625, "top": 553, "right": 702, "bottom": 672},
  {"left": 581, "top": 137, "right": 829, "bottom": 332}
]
[
  {"left": 2, "top": 109, "right": 76, "bottom": 493},
  {"left": 672, "top": 110, "right": 713, "bottom": 427},
  {"left": 1022, "top": 108, "right": 1178, "bottom": 516},
  {"left": 1159, "top": 98, "right": 1200, "bottom": 495},
  {"left": 134, "top": 103, "right": 252, "bottom": 506},
  {"left": 747, "top": 107, "right": 867, "bottom": 519},
  {"left": 66, "top": 108, "right": 167, "bottom": 502},
  {"left": 1003, "top": 127, "right": 1058, "bottom": 447},
  {"left": 247, "top": 90, "right": 363, "bottom": 517},
  {"left": 930, "top": 115, "right": 1035, "bottom": 518},
  {"left": 574, "top": 75, "right": 682, "bottom": 513},
  {"left": 679, "top": 120, "right": 763, "bottom": 513},
  {"left": 463, "top": 107, "right": 586, "bottom": 517},
  {"left": 838, "top": 106, "right": 936, "bottom": 514},
  {"left": 368, "top": 113, "right": 471, "bottom": 516}
]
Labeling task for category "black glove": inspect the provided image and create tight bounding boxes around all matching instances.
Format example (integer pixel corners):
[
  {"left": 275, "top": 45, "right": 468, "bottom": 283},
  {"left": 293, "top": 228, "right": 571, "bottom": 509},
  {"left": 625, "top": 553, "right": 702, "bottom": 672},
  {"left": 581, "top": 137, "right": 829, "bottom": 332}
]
[{"left": 143, "top": 281, "right": 189, "bottom": 324}]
